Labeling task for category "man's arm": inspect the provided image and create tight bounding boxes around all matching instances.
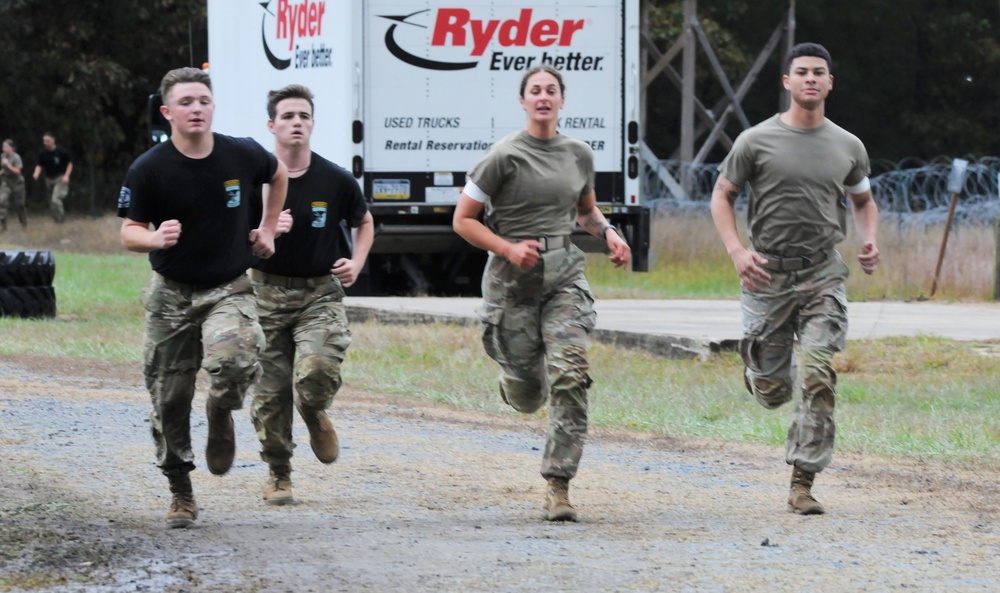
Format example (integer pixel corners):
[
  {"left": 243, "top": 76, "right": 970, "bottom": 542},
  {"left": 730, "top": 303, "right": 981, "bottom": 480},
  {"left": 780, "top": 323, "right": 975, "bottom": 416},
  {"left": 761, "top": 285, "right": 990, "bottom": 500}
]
[
  {"left": 250, "top": 160, "right": 288, "bottom": 259},
  {"left": 61, "top": 162, "right": 73, "bottom": 184},
  {"left": 849, "top": 189, "right": 880, "bottom": 274},
  {"left": 710, "top": 174, "right": 770, "bottom": 290},
  {"left": 332, "top": 211, "right": 374, "bottom": 287},
  {"left": 120, "top": 218, "right": 181, "bottom": 253},
  {"left": 32, "top": 165, "right": 41, "bottom": 180},
  {"left": 575, "top": 190, "right": 630, "bottom": 269}
]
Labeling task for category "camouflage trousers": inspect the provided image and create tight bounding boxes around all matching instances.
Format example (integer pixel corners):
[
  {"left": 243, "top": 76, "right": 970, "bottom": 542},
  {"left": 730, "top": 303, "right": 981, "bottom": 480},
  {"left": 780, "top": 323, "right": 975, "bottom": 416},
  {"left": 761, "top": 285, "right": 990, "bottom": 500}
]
[
  {"left": 249, "top": 277, "right": 351, "bottom": 467},
  {"left": 478, "top": 245, "right": 596, "bottom": 480},
  {"left": 44, "top": 176, "right": 68, "bottom": 222},
  {"left": 740, "top": 251, "right": 850, "bottom": 474},
  {"left": 0, "top": 178, "right": 27, "bottom": 226},
  {"left": 141, "top": 273, "right": 265, "bottom": 477}
]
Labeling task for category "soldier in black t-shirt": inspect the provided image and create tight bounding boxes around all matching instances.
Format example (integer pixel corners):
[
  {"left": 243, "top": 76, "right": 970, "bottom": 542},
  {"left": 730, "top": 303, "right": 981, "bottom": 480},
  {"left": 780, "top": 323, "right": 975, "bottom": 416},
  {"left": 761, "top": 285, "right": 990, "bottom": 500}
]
[
  {"left": 31, "top": 133, "right": 72, "bottom": 222},
  {"left": 248, "top": 84, "right": 373, "bottom": 505},
  {"left": 117, "top": 67, "right": 288, "bottom": 529}
]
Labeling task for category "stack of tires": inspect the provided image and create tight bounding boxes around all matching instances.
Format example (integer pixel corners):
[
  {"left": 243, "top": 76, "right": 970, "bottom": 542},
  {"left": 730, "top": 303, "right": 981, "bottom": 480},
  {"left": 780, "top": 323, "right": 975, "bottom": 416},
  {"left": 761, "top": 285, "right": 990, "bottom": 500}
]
[{"left": 0, "top": 250, "right": 57, "bottom": 318}]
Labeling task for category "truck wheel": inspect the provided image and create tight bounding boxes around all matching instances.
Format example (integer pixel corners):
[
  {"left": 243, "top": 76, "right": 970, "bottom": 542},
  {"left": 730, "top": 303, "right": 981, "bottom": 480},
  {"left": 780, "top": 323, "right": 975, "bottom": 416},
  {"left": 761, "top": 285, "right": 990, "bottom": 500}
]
[
  {"left": 0, "top": 250, "right": 56, "bottom": 287},
  {"left": 0, "top": 286, "right": 57, "bottom": 318}
]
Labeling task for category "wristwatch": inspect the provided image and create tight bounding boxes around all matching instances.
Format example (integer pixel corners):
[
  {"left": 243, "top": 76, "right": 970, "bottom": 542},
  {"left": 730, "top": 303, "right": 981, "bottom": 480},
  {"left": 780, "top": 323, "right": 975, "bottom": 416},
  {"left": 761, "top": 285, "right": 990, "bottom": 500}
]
[{"left": 603, "top": 225, "right": 618, "bottom": 239}]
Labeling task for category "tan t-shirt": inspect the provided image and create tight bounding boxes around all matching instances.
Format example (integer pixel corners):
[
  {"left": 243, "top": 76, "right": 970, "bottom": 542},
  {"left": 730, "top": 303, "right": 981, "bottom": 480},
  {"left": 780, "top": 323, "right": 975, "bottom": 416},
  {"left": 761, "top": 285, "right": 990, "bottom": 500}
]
[
  {"left": 719, "top": 114, "right": 870, "bottom": 257},
  {"left": 0, "top": 151, "right": 23, "bottom": 181},
  {"left": 467, "top": 130, "right": 594, "bottom": 239}
]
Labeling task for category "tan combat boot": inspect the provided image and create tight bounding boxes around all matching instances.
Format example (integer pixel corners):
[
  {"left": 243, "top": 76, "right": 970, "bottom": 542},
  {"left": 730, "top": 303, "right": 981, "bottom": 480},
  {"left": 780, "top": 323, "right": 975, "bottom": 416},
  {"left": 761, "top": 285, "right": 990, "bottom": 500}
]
[
  {"left": 205, "top": 399, "right": 236, "bottom": 475},
  {"left": 788, "top": 466, "right": 825, "bottom": 515},
  {"left": 165, "top": 473, "right": 198, "bottom": 528},
  {"left": 263, "top": 465, "right": 294, "bottom": 506},
  {"left": 544, "top": 477, "right": 578, "bottom": 522},
  {"left": 297, "top": 403, "right": 339, "bottom": 463}
]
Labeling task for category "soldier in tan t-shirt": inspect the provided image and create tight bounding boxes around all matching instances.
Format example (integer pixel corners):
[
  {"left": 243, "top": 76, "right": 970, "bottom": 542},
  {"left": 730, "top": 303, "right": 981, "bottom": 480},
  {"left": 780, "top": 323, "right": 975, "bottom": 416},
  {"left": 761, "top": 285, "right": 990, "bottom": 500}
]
[
  {"left": 453, "top": 65, "right": 631, "bottom": 522},
  {"left": 0, "top": 139, "right": 27, "bottom": 230},
  {"left": 711, "top": 43, "right": 881, "bottom": 515}
]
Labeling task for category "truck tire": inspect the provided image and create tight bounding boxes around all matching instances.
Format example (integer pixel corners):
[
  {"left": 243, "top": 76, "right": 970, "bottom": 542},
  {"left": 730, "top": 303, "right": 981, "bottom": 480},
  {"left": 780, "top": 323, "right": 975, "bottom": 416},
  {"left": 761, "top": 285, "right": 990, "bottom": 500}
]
[
  {"left": 0, "top": 286, "right": 57, "bottom": 318},
  {"left": 0, "top": 250, "right": 56, "bottom": 287}
]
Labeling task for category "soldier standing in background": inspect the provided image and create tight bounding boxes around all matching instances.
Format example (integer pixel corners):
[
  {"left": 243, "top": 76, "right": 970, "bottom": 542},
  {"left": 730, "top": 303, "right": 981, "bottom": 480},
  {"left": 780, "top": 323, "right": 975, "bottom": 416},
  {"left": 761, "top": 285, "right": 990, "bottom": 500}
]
[
  {"left": 1, "top": 139, "right": 27, "bottom": 230},
  {"left": 32, "top": 133, "right": 72, "bottom": 223}
]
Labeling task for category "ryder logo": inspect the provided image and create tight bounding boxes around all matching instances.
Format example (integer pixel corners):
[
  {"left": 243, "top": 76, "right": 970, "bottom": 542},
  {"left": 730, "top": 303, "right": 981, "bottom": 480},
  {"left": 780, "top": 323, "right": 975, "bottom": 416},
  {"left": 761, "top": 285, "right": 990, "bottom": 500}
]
[
  {"left": 259, "top": 0, "right": 330, "bottom": 70},
  {"left": 379, "top": 8, "right": 586, "bottom": 71}
]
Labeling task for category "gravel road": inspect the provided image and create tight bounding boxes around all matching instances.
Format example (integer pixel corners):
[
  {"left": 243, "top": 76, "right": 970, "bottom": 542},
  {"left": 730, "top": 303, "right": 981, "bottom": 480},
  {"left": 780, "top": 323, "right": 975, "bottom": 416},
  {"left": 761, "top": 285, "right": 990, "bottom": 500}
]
[{"left": 1, "top": 355, "right": 998, "bottom": 592}]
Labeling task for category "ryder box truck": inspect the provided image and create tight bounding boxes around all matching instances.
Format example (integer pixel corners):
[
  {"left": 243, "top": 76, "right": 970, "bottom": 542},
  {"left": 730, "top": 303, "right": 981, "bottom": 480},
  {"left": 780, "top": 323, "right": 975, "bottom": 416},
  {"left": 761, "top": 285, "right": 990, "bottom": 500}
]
[{"left": 202, "top": 0, "right": 649, "bottom": 295}]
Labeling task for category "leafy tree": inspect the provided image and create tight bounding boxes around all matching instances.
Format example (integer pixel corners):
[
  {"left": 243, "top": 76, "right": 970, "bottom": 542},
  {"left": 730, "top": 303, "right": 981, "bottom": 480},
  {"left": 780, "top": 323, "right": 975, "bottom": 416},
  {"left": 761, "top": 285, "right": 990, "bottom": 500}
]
[{"left": 0, "top": 0, "right": 207, "bottom": 214}]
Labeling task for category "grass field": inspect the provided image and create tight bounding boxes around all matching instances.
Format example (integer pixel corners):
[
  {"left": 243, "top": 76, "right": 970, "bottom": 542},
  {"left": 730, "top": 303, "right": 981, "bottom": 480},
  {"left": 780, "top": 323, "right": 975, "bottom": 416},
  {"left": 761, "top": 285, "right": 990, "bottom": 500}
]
[{"left": 1, "top": 214, "right": 998, "bottom": 464}]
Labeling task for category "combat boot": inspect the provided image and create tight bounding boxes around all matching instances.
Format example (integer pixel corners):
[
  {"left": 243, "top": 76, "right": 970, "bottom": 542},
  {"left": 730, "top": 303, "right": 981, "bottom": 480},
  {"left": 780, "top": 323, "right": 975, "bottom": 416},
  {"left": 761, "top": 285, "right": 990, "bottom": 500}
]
[
  {"left": 788, "top": 466, "right": 825, "bottom": 515},
  {"left": 205, "top": 400, "right": 236, "bottom": 475},
  {"left": 165, "top": 473, "right": 198, "bottom": 528},
  {"left": 544, "top": 477, "right": 578, "bottom": 522},
  {"left": 263, "top": 465, "right": 294, "bottom": 506},
  {"left": 297, "top": 403, "right": 339, "bottom": 463}
]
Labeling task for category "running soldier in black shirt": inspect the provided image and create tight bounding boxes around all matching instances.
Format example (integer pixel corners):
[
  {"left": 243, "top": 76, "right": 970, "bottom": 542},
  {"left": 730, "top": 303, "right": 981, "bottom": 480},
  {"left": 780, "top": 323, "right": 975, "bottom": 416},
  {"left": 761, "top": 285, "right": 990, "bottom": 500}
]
[
  {"left": 249, "top": 84, "right": 373, "bottom": 505},
  {"left": 117, "top": 67, "right": 288, "bottom": 528}
]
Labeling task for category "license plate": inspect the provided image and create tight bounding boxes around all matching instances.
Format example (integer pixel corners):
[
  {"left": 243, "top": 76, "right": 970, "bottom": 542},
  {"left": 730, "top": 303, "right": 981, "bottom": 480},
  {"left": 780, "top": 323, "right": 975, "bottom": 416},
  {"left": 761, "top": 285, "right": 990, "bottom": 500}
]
[{"left": 373, "top": 179, "right": 411, "bottom": 200}]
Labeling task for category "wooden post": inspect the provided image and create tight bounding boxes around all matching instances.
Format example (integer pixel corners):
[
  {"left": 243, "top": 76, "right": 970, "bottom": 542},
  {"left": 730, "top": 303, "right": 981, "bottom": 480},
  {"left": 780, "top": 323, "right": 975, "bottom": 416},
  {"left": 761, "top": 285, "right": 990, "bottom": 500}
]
[
  {"left": 929, "top": 192, "right": 959, "bottom": 298},
  {"left": 994, "top": 215, "right": 1000, "bottom": 300}
]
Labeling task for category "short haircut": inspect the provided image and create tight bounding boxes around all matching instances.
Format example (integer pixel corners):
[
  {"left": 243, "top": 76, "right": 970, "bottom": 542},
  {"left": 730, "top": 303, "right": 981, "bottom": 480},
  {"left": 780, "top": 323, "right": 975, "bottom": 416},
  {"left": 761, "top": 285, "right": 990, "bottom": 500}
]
[
  {"left": 3, "top": 139, "right": 14, "bottom": 149},
  {"left": 519, "top": 65, "right": 565, "bottom": 97},
  {"left": 42, "top": 132, "right": 55, "bottom": 141},
  {"left": 266, "top": 84, "right": 315, "bottom": 120},
  {"left": 785, "top": 42, "right": 833, "bottom": 74},
  {"left": 159, "top": 67, "right": 212, "bottom": 102}
]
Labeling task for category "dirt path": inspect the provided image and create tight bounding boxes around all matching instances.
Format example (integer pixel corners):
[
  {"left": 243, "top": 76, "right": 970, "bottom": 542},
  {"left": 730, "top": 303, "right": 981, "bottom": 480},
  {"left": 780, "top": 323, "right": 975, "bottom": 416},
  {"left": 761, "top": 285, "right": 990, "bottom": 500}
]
[{"left": 1, "top": 355, "right": 998, "bottom": 592}]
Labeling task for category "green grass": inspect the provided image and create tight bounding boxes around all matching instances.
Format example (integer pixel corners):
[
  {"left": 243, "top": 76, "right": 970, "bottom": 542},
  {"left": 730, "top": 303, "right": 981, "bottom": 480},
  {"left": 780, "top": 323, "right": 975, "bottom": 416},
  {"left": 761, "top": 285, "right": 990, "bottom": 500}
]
[
  {"left": 1, "top": 218, "right": 998, "bottom": 466},
  {"left": 0, "top": 251, "right": 147, "bottom": 359}
]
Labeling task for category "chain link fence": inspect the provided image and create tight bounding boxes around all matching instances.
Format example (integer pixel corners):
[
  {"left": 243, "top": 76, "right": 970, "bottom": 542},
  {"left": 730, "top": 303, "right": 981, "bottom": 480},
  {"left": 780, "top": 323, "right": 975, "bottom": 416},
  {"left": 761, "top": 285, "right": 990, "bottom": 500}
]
[{"left": 644, "top": 156, "right": 1000, "bottom": 226}]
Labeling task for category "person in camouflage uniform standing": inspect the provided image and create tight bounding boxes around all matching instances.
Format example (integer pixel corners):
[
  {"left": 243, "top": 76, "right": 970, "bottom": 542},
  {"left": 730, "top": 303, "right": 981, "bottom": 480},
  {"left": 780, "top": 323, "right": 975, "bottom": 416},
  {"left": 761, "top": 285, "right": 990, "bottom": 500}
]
[
  {"left": 453, "top": 65, "right": 632, "bottom": 522},
  {"left": 0, "top": 139, "right": 27, "bottom": 230},
  {"left": 711, "top": 43, "right": 881, "bottom": 515},
  {"left": 248, "top": 84, "right": 374, "bottom": 505},
  {"left": 118, "top": 67, "right": 288, "bottom": 528}
]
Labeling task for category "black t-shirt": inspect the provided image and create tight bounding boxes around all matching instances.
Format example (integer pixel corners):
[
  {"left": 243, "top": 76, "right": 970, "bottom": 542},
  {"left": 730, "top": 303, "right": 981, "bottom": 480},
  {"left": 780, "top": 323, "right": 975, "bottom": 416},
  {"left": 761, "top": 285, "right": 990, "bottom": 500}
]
[
  {"left": 37, "top": 146, "right": 71, "bottom": 177},
  {"left": 117, "top": 134, "right": 278, "bottom": 285},
  {"left": 252, "top": 152, "right": 368, "bottom": 278}
]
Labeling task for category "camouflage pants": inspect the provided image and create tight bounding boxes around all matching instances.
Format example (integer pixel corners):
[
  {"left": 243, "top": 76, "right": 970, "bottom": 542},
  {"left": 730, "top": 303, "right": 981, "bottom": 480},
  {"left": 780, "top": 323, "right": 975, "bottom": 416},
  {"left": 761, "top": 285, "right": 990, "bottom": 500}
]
[
  {"left": 478, "top": 245, "right": 596, "bottom": 480},
  {"left": 44, "top": 176, "right": 67, "bottom": 222},
  {"left": 740, "top": 252, "right": 849, "bottom": 474},
  {"left": 141, "top": 273, "right": 265, "bottom": 476},
  {"left": 249, "top": 277, "right": 351, "bottom": 467},
  {"left": 0, "top": 178, "right": 26, "bottom": 226}
]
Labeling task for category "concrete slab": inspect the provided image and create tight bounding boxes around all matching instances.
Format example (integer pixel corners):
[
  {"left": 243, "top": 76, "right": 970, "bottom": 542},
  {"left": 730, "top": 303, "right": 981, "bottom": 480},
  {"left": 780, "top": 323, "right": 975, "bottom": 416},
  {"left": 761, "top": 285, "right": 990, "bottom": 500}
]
[{"left": 345, "top": 297, "right": 1000, "bottom": 358}]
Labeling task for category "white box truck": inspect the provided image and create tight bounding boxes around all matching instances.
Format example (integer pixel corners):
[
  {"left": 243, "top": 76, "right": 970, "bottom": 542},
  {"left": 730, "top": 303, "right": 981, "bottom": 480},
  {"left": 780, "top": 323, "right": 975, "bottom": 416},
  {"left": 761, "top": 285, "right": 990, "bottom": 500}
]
[{"left": 197, "top": 0, "right": 649, "bottom": 295}]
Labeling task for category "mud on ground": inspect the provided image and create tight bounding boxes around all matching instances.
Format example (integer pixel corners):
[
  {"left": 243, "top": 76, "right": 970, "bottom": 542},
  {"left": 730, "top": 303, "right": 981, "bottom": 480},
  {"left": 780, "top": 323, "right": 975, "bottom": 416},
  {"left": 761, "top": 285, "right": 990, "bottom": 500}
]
[{"left": 0, "top": 355, "right": 998, "bottom": 592}]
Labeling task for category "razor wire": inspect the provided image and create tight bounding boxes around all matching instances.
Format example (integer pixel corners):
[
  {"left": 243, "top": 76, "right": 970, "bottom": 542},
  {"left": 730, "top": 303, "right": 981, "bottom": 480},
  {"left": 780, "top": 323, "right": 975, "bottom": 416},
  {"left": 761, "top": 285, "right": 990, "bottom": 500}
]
[{"left": 643, "top": 156, "right": 1000, "bottom": 226}]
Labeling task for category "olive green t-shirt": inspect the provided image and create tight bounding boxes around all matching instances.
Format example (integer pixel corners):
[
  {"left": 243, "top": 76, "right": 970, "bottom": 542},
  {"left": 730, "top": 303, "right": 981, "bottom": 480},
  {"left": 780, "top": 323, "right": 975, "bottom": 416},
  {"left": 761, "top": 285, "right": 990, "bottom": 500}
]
[
  {"left": 467, "top": 130, "right": 594, "bottom": 238},
  {"left": 719, "top": 114, "right": 870, "bottom": 257},
  {"left": 0, "top": 151, "right": 23, "bottom": 181}
]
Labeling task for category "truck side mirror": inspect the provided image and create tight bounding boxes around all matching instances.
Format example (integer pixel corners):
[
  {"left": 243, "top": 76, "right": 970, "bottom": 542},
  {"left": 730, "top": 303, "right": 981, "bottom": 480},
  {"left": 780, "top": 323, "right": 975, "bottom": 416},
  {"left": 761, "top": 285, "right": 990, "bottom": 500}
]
[{"left": 148, "top": 92, "right": 171, "bottom": 145}]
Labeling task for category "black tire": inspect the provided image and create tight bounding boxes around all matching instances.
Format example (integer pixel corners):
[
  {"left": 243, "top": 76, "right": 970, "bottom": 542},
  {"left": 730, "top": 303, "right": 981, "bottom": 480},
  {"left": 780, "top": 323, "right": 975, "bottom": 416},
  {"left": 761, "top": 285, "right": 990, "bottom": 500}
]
[
  {"left": 0, "top": 286, "right": 57, "bottom": 318},
  {"left": 0, "top": 250, "right": 56, "bottom": 287}
]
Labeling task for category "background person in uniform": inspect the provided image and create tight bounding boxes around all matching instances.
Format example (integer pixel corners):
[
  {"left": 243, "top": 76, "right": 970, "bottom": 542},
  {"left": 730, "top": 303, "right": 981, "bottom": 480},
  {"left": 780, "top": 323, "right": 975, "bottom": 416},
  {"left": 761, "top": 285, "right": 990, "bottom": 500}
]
[
  {"left": 710, "top": 42, "right": 880, "bottom": 515},
  {"left": 0, "top": 139, "right": 27, "bottom": 230},
  {"left": 248, "top": 84, "right": 373, "bottom": 506},
  {"left": 117, "top": 66, "right": 288, "bottom": 528},
  {"left": 32, "top": 132, "right": 72, "bottom": 223},
  {"left": 453, "top": 65, "right": 631, "bottom": 522}
]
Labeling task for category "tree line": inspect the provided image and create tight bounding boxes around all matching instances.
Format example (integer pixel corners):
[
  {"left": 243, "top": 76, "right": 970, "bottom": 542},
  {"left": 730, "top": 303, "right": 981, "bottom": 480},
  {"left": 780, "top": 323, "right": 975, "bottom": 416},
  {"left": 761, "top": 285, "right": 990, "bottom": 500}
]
[{"left": 0, "top": 0, "right": 996, "bottom": 215}]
